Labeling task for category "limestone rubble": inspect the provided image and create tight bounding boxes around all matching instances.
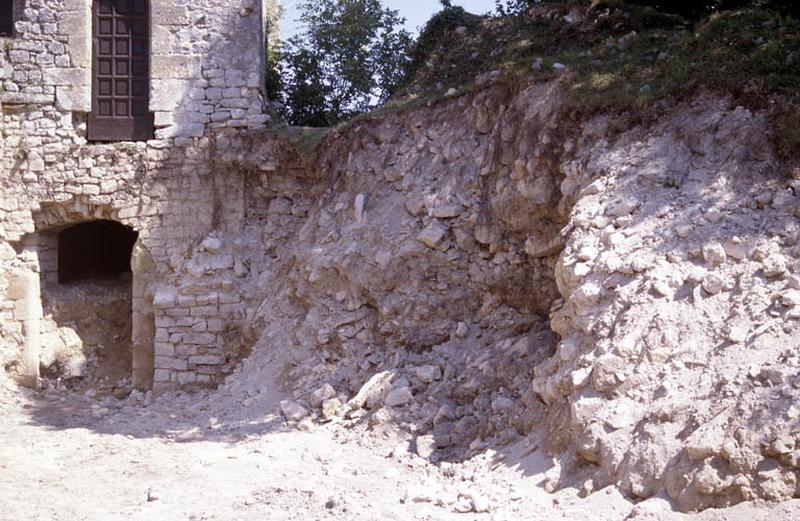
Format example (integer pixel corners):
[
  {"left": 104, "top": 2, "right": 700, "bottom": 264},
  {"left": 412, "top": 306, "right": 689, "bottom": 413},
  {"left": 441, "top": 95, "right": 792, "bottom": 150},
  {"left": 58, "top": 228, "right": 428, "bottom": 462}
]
[{"left": 221, "top": 81, "right": 800, "bottom": 511}]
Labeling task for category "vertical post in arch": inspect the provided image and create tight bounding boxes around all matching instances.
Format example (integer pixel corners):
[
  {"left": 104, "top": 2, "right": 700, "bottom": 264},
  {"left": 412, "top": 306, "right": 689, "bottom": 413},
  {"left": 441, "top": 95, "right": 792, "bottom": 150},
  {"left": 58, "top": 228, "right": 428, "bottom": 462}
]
[
  {"left": 131, "top": 239, "right": 155, "bottom": 390},
  {"left": 18, "top": 236, "right": 44, "bottom": 387}
]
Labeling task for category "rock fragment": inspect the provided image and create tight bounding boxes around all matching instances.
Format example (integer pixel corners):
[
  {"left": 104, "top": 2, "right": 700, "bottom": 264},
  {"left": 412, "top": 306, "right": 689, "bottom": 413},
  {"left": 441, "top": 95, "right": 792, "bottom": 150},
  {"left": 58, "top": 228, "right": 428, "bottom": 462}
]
[
  {"left": 414, "top": 434, "right": 437, "bottom": 460},
  {"left": 348, "top": 371, "right": 394, "bottom": 410},
  {"left": 202, "top": 237, "right": 222, "bottom": 253},
  {"left": 309, "top": 383, "right": 336, "bottom": 408},
  {"left": 455, "top": 322, "right": 469, "bottom": 338},
  {"left": 280, "top": 400, "right": 309, "bottom": 422},
  {"left": 762, "top": 254, "right": 788, "bottom": 278},
  {"left": 702, "top": 273, "right": 726, "bottom": 295},
  {"left": 675, "top": 224, "right": 693, "bottom": 238},
  {"left": 384, "top": 386, "right": 414, "bottom": 408},
  {"left": 416, "top": 221, "right": 448, "bottom": 249},
  {"left": 781, "top": 290, "right": 800, "bottom": 308},
  {"left": 702, "top": 242, "right": 727, "bottom": 268},
  {"left": 354, "top": 193, "right": 366, "bottom": 223},
  {"left": 430, "top": 204, "right": 462, "bottom": 219},
  {"left": 491, "top": 396, "right": 515, "bottom": 413},
  {"left": 415, "top": 365, "right": 442, "bottom": 384},
  {"left": 321, "top": 398, "right": 342, "bottom": 420}
]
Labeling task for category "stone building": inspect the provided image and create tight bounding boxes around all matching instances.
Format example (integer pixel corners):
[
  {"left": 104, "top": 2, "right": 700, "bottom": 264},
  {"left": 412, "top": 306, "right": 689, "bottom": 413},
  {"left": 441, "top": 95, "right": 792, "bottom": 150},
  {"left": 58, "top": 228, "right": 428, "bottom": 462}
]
[{"left": 0, "top": 0, "right": 287, "bottom": 391}]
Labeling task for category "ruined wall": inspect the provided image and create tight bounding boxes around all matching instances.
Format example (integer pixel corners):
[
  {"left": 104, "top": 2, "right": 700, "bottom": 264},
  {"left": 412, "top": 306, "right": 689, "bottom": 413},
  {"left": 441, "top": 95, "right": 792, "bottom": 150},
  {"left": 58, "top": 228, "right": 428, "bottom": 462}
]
[{"left": 0, "top": 0, "right": 282, "bottom": 390}]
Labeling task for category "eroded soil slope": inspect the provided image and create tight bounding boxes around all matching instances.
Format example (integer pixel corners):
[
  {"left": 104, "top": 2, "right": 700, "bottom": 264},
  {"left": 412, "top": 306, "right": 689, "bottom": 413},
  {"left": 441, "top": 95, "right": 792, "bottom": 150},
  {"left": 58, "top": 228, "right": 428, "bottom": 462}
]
[{"left": 225, "top": 80, "right": 800, "bottom": 512}]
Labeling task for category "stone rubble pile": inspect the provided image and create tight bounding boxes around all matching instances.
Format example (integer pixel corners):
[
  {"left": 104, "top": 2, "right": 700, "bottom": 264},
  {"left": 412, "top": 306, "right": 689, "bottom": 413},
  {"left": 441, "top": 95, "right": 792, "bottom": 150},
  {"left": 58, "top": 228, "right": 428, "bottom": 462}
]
[{"left": 222, "top": 83, "right": 800, "bottom": 511}]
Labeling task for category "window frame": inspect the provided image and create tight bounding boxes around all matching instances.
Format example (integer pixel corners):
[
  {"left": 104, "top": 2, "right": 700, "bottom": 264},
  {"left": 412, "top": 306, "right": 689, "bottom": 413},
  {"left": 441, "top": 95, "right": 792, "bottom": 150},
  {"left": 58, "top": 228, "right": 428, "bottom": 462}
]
[{"left": 88, "top": 0, "right": 155, "bottom": 142}]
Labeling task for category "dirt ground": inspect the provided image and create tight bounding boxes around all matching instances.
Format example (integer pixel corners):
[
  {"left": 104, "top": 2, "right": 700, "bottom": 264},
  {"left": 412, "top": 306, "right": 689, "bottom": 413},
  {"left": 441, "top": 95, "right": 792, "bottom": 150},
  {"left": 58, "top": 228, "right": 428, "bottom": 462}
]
[{"left": 1, "top": 376, "right": 800, "bottom": 521}]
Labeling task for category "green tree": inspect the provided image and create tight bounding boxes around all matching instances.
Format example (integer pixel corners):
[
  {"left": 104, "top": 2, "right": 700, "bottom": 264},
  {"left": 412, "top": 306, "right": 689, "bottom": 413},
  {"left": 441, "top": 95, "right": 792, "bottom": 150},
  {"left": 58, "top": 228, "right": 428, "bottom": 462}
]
[
  {"left": 278, "top": 0, "right": 413, "bottom": 127},
  {"left": 264, "top": 2, "right": 285, "bottom": 110}
]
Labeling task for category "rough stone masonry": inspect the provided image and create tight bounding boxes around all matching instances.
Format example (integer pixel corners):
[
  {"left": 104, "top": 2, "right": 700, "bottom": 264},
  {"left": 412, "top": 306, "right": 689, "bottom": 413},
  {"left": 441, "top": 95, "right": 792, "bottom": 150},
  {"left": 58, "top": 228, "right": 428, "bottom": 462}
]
[{"left": 0, "top": 0, "right": 285, "bottom": 391}]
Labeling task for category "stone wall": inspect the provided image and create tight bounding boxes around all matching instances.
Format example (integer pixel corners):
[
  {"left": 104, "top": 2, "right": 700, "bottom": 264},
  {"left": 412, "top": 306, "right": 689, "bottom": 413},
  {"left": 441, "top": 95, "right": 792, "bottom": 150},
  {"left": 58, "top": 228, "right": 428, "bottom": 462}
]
[
  {"left": 0, "top": 0, "right": 270, "bottom": 136},
  {"left": 0, "top": 0, "right": 291, "bottom": 390}
]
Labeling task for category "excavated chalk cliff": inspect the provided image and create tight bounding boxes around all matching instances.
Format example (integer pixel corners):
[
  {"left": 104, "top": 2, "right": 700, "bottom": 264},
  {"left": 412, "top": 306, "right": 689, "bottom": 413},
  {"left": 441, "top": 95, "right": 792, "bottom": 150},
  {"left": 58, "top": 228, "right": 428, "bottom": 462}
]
[{"left": 220, "top": 78, "right": 800, "bottom": 512}]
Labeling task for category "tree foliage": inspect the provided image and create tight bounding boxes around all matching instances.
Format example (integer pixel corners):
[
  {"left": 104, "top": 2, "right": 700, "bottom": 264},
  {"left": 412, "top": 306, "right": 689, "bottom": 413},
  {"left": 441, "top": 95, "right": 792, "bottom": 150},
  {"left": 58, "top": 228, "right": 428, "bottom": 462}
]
[{"left": 273, "top": 0, "right": 412, "bottom": 127}]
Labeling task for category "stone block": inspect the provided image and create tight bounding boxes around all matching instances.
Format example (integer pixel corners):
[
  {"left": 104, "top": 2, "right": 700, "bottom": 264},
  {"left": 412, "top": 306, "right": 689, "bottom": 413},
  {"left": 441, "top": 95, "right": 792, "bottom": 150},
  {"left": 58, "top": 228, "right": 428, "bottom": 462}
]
[
  {"left": 14, "top": 296, "right": 42, "bottom": 321},
  {"left": 417, "top": 221, "right": 448, "bottom": 249},
  {"left": 186, "top": 333, "right": 216, "bottom": 345},
  {"left": 189, "top": 355, "right": 221, "bottom": 365},
  {"left": 219, "top": 304, "right": 243, "bottom": 315},
  {"left": 153, "top": 287, "right": 178, "bottom": 308},
  {"left": 59, "top": 8, "right": 89, "bottom": 41},
  {"left": 191, "top": 305, "right": 218, "bottom": 317},
  {"left": 151, "top": 55, "right": 202, "bottom": 80},
  {"left": 176, "top": 345, "right": 199, "bottom": 356},
  {"left": 177, "top": 372, "right": 197, "bottom": 385},
  {"left": 190, "top": 321, "right": 207, "bottom": 332},
  {"left": 0, "top": 92, "right": 53, "bottom": 105},
  {"left": 206, "top": 318, "right": 225, "bottom": 332},
  {"left": 153, "top": 111, "right": 173, "bottom": 127},
  {"left": 150, "top": 24, "right": 173, "bottom": 53},
  {"left": 152, "top": 4, "right": 190, "bottom": 25},
  {"left": 150, "top": 79, "right": 191, "bottom": 111},
  {"left": 4, "top": 272, "right": 27, "bottom": 300},
  {"left": 155, "top": 342, "right": 174, "bottom": 356},
  {"left": 173, "top": 123, "right": 204, "bottom": 138},
  {"left": 177, "top": 295, "right": 196, "bottom": 307},
  {"left": 155, "top": 356, "right": 188, "bottom": 371},
  {"left": 44, "top": 67, "right": 88, "bottom": 87}
]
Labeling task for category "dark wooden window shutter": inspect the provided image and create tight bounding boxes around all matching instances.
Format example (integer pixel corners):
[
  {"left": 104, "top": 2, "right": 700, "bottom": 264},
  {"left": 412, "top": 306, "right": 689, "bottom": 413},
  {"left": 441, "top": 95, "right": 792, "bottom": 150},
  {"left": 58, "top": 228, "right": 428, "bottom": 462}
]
[
  {"left": 88, "top": 0, "right": 154, "bottom": 141},
  {"left": 0, "top": 2, "right": 13, "bottom": 36}
]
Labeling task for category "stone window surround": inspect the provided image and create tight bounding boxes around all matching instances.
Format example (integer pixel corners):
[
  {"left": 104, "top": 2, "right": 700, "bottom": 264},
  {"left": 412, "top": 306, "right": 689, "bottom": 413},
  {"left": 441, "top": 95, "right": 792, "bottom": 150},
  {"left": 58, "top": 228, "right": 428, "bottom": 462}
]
[{"left": 1, "top": 1, "right": 269, "bottom": 135}]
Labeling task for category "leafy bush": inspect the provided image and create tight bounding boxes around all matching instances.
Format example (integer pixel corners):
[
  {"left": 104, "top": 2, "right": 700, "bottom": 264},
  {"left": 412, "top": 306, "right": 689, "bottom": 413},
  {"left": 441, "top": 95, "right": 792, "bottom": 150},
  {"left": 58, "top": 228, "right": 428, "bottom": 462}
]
[{"left": 406, "top": 6, "right": 482, "bottom": 82}]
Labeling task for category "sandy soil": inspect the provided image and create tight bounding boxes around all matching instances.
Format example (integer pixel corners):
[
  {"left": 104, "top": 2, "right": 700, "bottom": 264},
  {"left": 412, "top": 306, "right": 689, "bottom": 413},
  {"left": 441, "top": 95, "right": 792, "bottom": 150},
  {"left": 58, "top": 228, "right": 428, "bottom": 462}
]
[{"left": 1, "top": 378, "right": 799, "bottom": 521}]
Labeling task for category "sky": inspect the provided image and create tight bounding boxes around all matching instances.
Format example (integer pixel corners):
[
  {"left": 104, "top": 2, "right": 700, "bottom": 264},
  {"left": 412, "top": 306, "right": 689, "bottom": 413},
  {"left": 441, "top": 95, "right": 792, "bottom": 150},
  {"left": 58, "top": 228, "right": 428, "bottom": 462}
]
[{"left": 279, "top": 0, "right": 498, "bottom": 39}]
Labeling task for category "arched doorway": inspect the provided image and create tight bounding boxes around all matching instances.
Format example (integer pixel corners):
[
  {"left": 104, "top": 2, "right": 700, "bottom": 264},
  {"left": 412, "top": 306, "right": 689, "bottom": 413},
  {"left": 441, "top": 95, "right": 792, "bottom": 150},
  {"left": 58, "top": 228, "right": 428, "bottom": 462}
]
[
  {"left": 19, "top": 199, "right": 157, "bottom": 391},
  {"left": 89, "top": 0, "right": 154, "bottom": 141},
  {"left": 36, "top": 220, "right": 140, "bottom": 390}
]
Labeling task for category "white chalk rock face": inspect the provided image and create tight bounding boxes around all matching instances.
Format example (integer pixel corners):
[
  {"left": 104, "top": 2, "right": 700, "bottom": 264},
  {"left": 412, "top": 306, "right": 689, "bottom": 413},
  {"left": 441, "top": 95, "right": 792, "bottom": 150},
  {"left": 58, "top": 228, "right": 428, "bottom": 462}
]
[{"left": 530, "top": 99, "right": 800, "bottom": 511}]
